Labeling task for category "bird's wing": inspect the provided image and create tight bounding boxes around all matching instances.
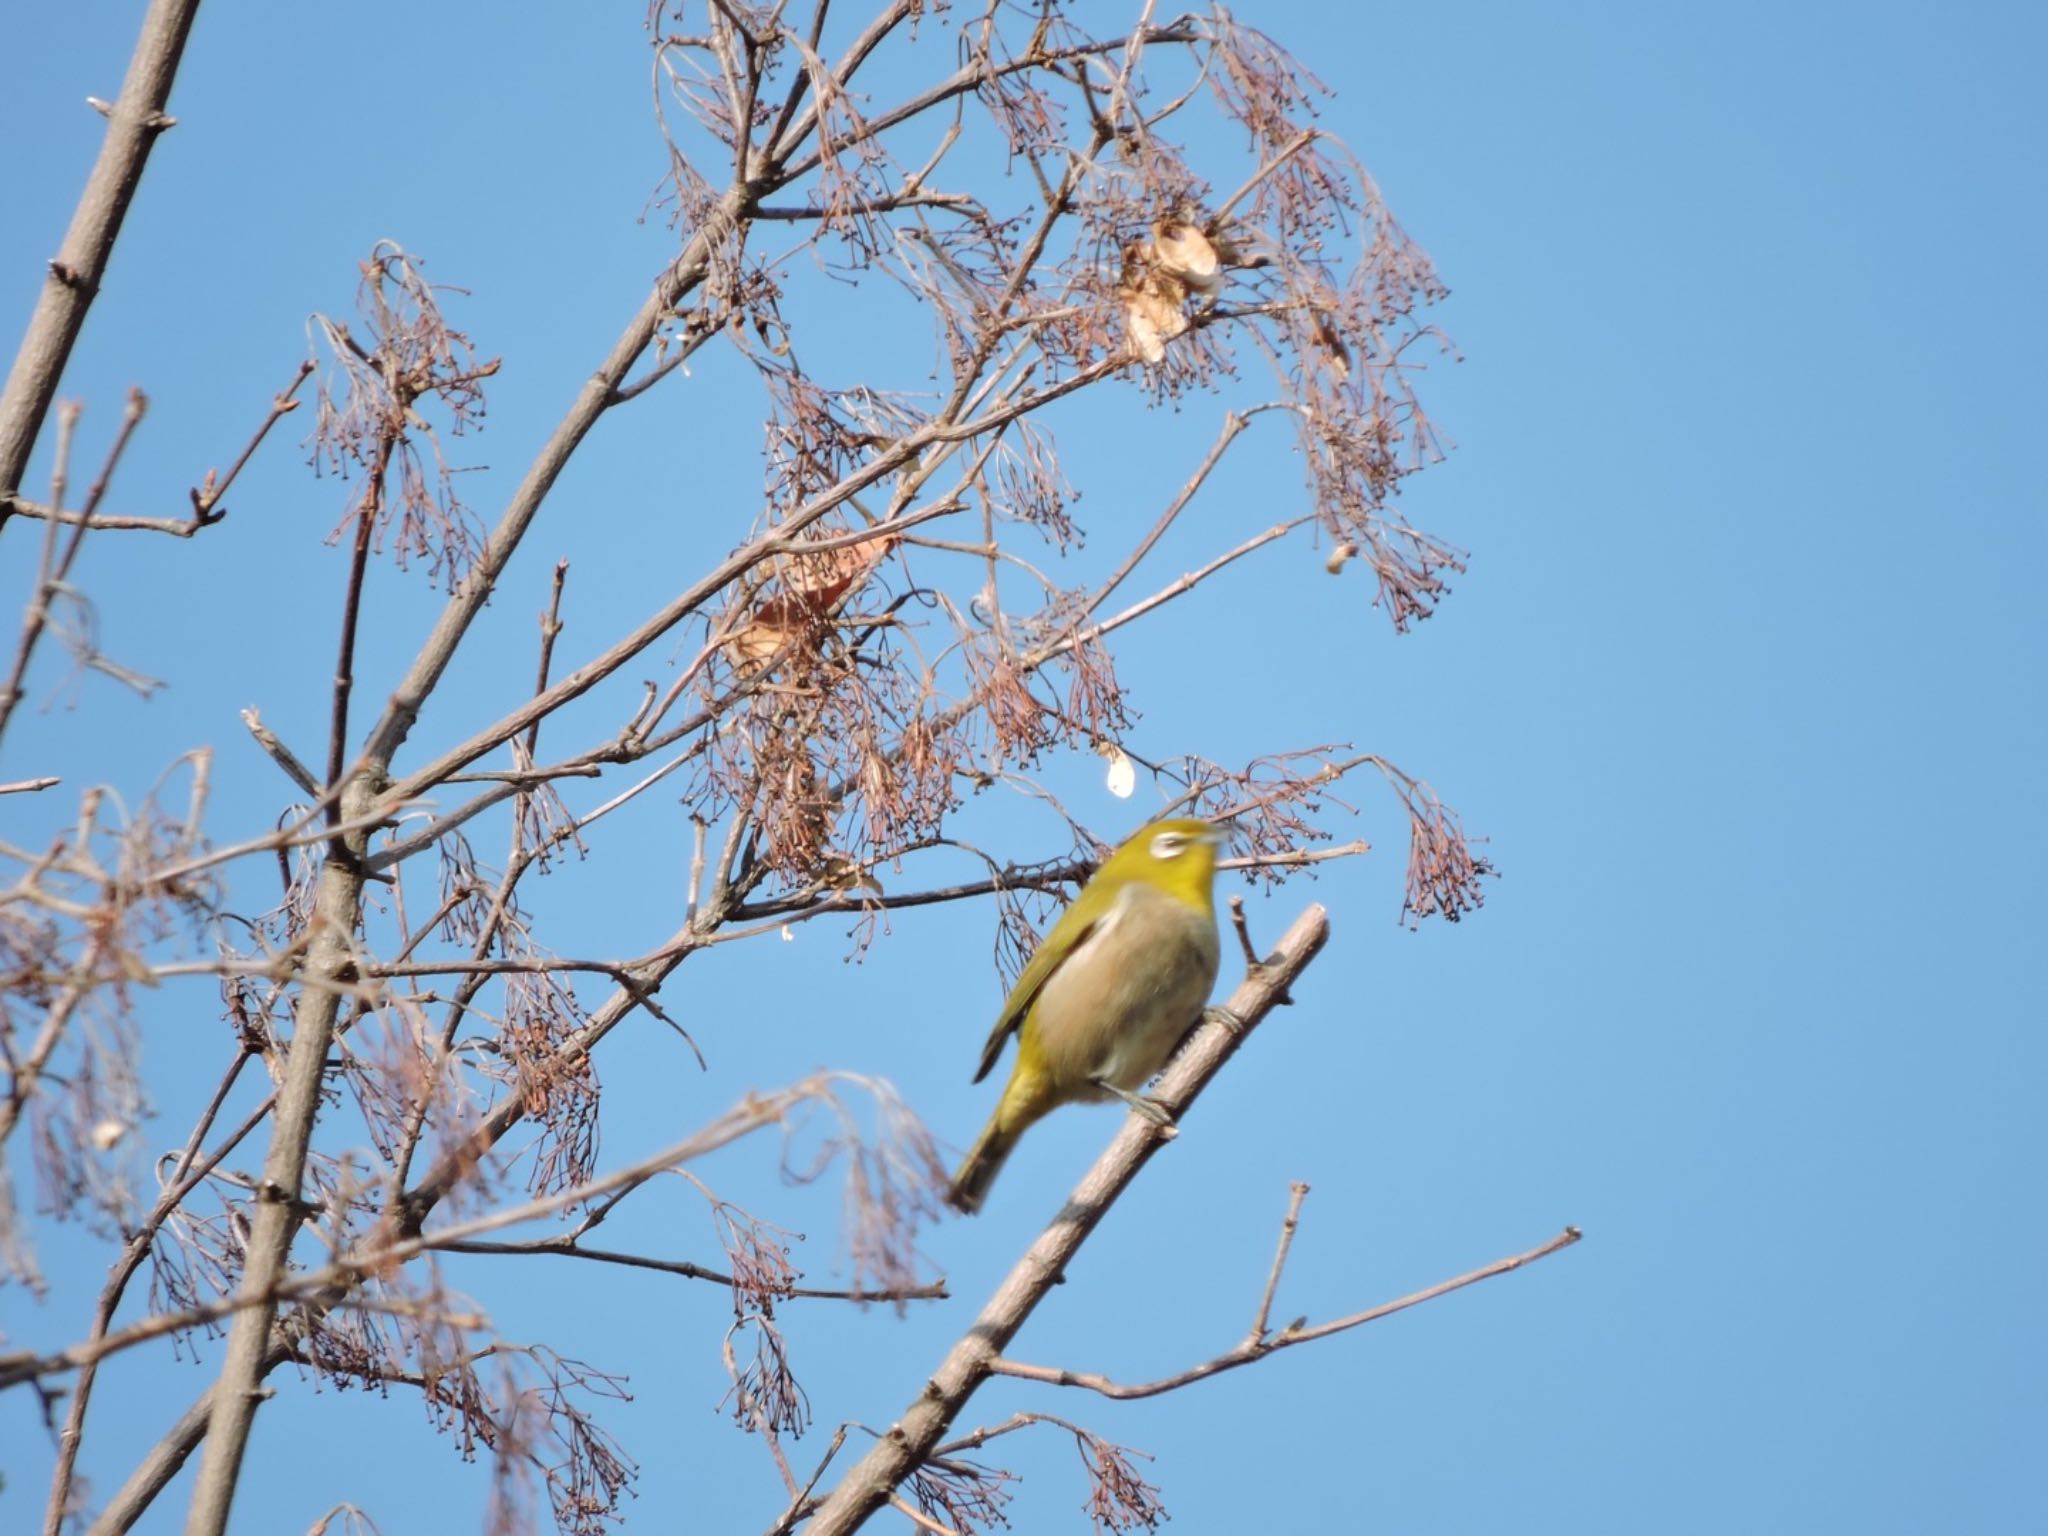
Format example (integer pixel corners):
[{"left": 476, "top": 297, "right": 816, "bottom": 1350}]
[{"left": 969, "top": 889, "right": 1126, "bottom": 1083}]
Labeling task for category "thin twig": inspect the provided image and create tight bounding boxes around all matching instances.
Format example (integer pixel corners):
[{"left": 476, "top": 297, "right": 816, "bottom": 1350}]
[
  {"left": 932, "top": 1409, "right": 1099, "bottom": 1460},
  {"left": 1246, "top": 1181, "right": 1309, "bottom": 1346},
  {"left": 1227, "top": 894, "right": 1260, "bottom": 971},
  {"left": 728, "top": 842, "right": 1366, "bottom": 925},
  {"left": 0, "top": 389, "right": 147, "bottom": 744},
  {"left": 323, "top": 447, "right": 386, "bottom": 829},
  {"left": 768, "top": 1422, "right": 850, "bottom": 1536},
  {"left": 0, "top": 928, "right": 114, "bottom": 1150},
  {"left": 239, "top": 708, "right": 322, "bottom": 797},
  {"left": 41, "top": 1047, "right": 262, "bottom": 1534},
  {"left": 441, "top": 764, "right": 603, "bottom": 785},
  {"left": 2, "top": 1081, "right": 834, "bottom": 1391},
  {"left": 187, "top": 360, "right": 313, "bottom": 521},
  {"left": 438, "top": 1236, "right": 947, "bottom": 1302},
  {"left": 523, "top": 559, "right": 569, "bottom": 762},
  {"left": 989, "top": 1226, "right": 1583, "bottom": 1401},
  {"left": 0, "top": 501, "right": 205, "bottom": 536},
  {"left": 8, "top": 360, "right": 313, "bottom": 534},
  {"left": 1208, "top": 127, "right": 1318, "bottom": 227},
  {"left": 1081, "top": 406, "right": 1286, "bottom": 622},
  {"left": 889, "top": 1495, "right": 958, "bottom": 1536}
]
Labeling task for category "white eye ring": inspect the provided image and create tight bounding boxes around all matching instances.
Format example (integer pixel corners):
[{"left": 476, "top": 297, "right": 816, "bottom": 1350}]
[{"left": 1150, "top": 831, "right": 1188, "bottom": 860}]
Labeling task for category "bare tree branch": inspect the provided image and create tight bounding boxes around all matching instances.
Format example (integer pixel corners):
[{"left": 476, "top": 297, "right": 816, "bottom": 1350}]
[
  {"left": 40, "top": 1046, "right": 259, "bottom": 1534},
  {"left": 0, "top": 0, "right": 200, "bottom": 523},
  {"left": 181, "top": 844, "right": 366, "bottom": 1536},
  {"left": 3, "top": 1077, "right": 857, "bottom": 1392},
  {"left": 436, "top": 1236, "right": 947, "bottom": 1304},
  {"left": 988, "top": 1221, "right": 1583, "bottom": 1400},
  {"left": 83, "top": 1340, "right": 295, "bottom": 1536},
  {"left": 0, "top": 387, "right": 148, "bottom": 744},
  {"left": 0, "top": 502, "right": 209, "bottom": 537}
]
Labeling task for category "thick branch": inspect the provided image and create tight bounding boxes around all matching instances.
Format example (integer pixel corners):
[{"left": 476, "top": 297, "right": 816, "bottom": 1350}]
[
  {"left": 796, "top": 904, "right": 1329, "bottom": 1536},
  {"left": 0, "top": 0, "right": 199, "bottom": 521},
  {"left": 181, "top": 841, "right": 365, "bottom": 1536},
  {"left": 85, "top": 1339, "right": 295, "bottom": 1536}
]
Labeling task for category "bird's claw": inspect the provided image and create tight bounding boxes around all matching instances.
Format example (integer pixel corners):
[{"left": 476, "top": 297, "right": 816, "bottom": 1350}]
[
  {"left": 1204, "top": 1005, "right": 1249, "bottom": 1035},
  {"left": 1096, "top": 1078, "right": 1179, "bottom": 1136},
  {"left": 1132, "top": 1093, "right": 1177, "bottom": 1132}
]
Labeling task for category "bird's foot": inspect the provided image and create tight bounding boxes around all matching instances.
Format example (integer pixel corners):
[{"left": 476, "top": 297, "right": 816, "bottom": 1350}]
[
  {"left": 1204, "top": 1005, "right": 1249, "bottom": 1035},
  {"left": 1095, "top": 1077, "right": 1178, "bottom": 1136}
]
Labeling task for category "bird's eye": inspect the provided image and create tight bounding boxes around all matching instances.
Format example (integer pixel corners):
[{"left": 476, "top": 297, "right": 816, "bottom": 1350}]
[{"left": 1149, "top": 831, "right": 1187, "bottom": 860}]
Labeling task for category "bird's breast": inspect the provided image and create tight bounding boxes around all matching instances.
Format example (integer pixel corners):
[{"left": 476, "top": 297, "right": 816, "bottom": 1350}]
[{"left": 1025, "top": 884, "right": 1221, "bottom": 1094}]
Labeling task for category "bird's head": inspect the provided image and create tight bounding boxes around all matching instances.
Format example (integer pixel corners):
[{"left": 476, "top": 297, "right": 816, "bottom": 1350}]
[{"left": 1096, "top": 817, "right": 1226, "bottom": 911}]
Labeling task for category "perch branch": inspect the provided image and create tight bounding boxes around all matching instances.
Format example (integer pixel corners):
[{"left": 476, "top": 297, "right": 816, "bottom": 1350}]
[{"left": 797, "top": 904, "right": 1328, "bottom": 1536}]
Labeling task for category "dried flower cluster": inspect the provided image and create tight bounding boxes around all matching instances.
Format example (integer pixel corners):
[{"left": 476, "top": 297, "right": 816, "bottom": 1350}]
[{"left": 308, "top": 243, "right": 499, "bottom": 588}]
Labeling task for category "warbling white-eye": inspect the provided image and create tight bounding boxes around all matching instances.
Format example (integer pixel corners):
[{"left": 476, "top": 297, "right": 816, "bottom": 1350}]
[{"left": 948, "top": 818, "right": 1225, "bottom": 1213}]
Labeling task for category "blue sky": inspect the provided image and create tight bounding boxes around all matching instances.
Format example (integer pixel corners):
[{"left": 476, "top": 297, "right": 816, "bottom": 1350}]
[{"left": 2, "top": 3, "right": 2043, "bottom": 1533}]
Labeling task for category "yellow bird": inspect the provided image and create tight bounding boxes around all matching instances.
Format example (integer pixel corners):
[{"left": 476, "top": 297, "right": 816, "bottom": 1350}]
[{"left": 949, "top": 818, "right": 1225, "bottom": 1213}]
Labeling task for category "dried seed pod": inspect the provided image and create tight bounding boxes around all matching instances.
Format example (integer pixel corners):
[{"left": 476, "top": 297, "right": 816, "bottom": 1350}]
[
  {"left": 1311, "top": 312, "right": 1353, "bottom": 382},
  {"left": 725, "top": 533, "right": 897, "bottom": 666},
  {"left": 1119, "top": 243, "right": 1189, "bottom": 362},
  {"left": 1151, "top": 219, "right": 1225, "bottom": 297}
]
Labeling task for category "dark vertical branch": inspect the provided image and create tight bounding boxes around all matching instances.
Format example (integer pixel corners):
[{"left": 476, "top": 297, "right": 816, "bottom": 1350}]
[
  {"left": 524, "top": 559, "right": 570, "bottom": 762},
  {"left": 325, "top": 453, "right": 386, "bottom": 824}
]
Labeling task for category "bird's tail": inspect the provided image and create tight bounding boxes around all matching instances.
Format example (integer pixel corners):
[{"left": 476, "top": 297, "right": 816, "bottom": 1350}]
[{"left": 947, "top": 1114, "right": 1017, "bottom": 1214}]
